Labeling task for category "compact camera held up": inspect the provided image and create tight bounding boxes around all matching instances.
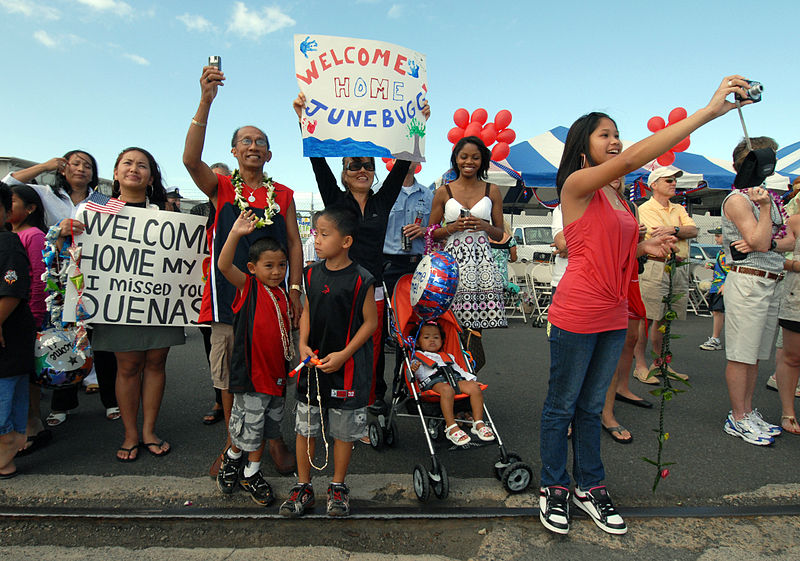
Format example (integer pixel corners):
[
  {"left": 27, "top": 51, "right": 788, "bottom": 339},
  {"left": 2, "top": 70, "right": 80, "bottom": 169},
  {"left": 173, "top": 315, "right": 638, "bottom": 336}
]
[{"left": 735, "top": 80, "right": 763, "bottom": 103}]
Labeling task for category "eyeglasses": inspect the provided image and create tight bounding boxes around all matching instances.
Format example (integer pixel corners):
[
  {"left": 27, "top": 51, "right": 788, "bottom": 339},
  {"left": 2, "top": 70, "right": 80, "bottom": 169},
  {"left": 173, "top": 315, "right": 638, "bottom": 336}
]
[
  {"left": 662, "top": 178, "right": 677, "bottom": 184},
  {"left": 346, "top": 161, "right": 375, "bottom": 172},
  {"left": 237, "top": 137, "right": 268, "bottom": 147}
]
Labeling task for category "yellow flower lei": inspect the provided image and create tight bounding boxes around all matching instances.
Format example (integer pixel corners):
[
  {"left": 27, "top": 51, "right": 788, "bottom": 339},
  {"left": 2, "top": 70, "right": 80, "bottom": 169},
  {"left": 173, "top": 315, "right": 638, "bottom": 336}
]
[{"left": 231, "top": 169, "right": 279, "bottom": 228}]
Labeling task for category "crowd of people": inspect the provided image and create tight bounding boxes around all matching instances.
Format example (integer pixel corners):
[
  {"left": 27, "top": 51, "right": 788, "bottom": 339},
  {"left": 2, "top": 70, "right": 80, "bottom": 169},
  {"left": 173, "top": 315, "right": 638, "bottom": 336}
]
[{"left": 1, "top": 70, "right": 798, "bottom": 537}]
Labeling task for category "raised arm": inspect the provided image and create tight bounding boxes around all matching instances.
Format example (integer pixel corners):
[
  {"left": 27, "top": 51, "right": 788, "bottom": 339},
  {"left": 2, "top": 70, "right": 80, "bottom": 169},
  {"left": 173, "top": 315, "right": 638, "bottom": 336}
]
[
  {"left": 217, "top": 210, "right": 255, "bottom": 290},
  {"left": 9, "top": 158, "right": 65, "bottom": 185},
  {"left": 564, "top": 76, "right": 753, "bottom": 200},
  {"left": 183, "top": 65, "right": 226, "bottom": 203}
]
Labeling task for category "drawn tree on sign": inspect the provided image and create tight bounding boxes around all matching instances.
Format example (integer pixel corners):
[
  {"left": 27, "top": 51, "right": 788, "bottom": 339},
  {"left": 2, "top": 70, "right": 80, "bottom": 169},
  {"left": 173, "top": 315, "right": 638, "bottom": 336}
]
[{"left": 407, "top": 117, "right": 426, "bottom": 161}]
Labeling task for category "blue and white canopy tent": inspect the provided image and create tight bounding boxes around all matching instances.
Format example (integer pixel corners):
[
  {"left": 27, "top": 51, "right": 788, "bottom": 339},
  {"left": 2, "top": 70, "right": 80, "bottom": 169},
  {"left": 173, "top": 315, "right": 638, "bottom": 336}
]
[{"left": 777, "top": 140, "right": 800, "bottom": 180}]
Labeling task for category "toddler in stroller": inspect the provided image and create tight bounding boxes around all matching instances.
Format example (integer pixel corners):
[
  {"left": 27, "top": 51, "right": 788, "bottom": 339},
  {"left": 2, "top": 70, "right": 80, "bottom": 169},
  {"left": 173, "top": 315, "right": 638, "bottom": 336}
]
[{"left": 410, "top": 321, "right": 495, "bottom": 446}]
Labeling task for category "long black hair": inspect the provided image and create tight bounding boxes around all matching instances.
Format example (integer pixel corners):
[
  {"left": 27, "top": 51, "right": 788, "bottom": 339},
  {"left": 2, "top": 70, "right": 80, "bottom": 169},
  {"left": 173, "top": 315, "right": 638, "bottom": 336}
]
[
  {"left": 111, "top": 147, "right": 167, "bottom": 209},
  {"left": 10, "top": 184, "right": 47, "bottom": 233},
  {"left": 450, "top": 136, "right": 491, "bottom": 181},
  {"left": 54, "top": 150, "right": 99, "bottom": 197},
  {"left": 556, "top": 112, "right": 616, "bottom": 199}
]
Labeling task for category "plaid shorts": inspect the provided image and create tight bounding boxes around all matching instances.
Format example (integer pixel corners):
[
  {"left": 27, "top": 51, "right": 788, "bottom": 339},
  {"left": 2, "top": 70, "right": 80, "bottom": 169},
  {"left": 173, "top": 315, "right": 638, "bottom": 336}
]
[
  {"left": 228, "top": 392, "right": 285, "bottom": 452},
  {"left": 294, "top": 402, "right": 367, "bottom": 443}
]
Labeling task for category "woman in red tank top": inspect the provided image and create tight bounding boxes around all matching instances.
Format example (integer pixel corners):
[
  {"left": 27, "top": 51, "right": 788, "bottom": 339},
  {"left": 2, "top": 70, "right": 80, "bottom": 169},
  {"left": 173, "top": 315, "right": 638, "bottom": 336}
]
[{"left": 538, "top": 76, "right": 755, "bottom": 537}]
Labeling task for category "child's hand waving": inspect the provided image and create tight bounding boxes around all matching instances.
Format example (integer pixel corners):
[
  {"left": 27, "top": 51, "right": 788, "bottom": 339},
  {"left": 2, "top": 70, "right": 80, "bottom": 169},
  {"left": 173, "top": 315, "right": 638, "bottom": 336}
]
[{"left": 231, "top": 210, "right": 257, "bottom": 237}]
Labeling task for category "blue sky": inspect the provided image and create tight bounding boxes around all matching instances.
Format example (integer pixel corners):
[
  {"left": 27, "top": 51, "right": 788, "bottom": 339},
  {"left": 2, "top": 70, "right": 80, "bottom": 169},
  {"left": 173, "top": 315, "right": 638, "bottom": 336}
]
[{"left": 1, "top": 0, "right": 796, "bottom": 205}]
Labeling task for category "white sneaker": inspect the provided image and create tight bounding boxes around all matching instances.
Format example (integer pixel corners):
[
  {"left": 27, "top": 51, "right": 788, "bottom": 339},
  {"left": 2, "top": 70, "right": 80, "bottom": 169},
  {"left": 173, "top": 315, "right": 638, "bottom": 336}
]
[
  {"left": 699, "top": 337, "right": 722, "bottom": 351},
  {"left": 766, "top": 374, "right": 800, "bottom": 397},
  {"left": 747, "top": 409, "right": 782, "bottom": 437},
  {"left": 572, "top": 486, "right": 627, "bottom": 535},
  {"left": 723, "top": 413, "right": 774, "bottom": 446},
  {"left": 539, "top": 486, "right": 570, "bottom": 535}
]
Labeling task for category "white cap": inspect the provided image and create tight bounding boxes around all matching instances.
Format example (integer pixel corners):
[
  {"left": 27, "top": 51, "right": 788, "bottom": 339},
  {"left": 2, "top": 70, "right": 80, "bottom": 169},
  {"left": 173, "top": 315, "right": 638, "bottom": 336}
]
[{"left": 647, "top": 165, "right": 684, "bottom": 187}]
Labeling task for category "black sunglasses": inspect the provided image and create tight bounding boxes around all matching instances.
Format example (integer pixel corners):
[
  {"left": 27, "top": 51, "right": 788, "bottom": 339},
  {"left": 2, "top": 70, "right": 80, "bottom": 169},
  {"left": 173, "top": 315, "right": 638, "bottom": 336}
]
[{"left": 346, "top": 161, "right": 375, "bottom": 172}]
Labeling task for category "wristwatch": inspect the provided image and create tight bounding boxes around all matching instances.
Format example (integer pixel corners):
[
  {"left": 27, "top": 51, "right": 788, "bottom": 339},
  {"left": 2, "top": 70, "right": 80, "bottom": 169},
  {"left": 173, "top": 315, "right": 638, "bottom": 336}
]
[
  {"left": 770, "top": 240, "right": 777, "bottom": 251},
  {"left": 289, "top": 283, "right": 303, "bottom": 293},
  {"left": 674, "top": 226, "right": 680, "bottom": 235}
]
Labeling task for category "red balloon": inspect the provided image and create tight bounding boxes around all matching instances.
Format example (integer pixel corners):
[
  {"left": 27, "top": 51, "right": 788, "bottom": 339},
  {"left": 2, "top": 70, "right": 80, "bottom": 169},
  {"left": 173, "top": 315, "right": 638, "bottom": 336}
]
[
  {"left": 495, "top": 109, "right": 512, "bottom": 130},
  {"left": 385, "top": 161, "right": 394, "bottom": 171},
  {"left": 668, "top": 107, "right": 688, "bottom": 124},
  {"left": 471, "top": 108, "right": 488, "bottom": 125},
  {"left": 480, "top": 123, "right": 497, "bottom": 146},
  {"left": 453, "top": 108, "right": 469, "bottom": 129},
  {"left": 381, "top": 157, "right": 392, "bottom": 164},
  {"left": 647, "top": 116, "right": 666, "bottom": 132},
  {"left": 464, "top": 122, "right": 483, "bottom": 138},
  {"left": 656, "top": 152, "right": 676, "bottom": 166},
  {"left": 491, "top": 142, "right": 510, "bottom": 161},
  {"left": 447, "top": 126, "right": 465, "bottom": 144},
  {"left": 415, "top": 163, "right": 422, "bottom": 174},
  {"left": 496, "top": 128, "right": 516, "bottom": 144},
  {"left": 673, "top": 136, "right": 691, "bottom": 153}
]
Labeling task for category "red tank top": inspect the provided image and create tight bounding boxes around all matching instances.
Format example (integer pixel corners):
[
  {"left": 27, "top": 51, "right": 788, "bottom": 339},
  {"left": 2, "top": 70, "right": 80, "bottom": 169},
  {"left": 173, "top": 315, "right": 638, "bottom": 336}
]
[{"left": 548, "top": 189, "right": 638, "bottom": 333}]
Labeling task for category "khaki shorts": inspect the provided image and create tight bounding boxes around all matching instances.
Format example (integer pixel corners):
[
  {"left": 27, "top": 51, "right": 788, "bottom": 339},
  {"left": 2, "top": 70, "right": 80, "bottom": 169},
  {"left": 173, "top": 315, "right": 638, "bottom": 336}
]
[
  {"left": 229, "top": 392, "right": 285, "bottom": 452},
  {"left": 724, "top": 270, "right": 781, "bottom": 365},
  {"left": 209, "top": 323, "right": 234, "bottom": 390},
  {"left": 639, "top": 259, "right": 689, "bottom": 321},
  {"left": 294, "top": 402, "right": 367, "bottom": 443}
]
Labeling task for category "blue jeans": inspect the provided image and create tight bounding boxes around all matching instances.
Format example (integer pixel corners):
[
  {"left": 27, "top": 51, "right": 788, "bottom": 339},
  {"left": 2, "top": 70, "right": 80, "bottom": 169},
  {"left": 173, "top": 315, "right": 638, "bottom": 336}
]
[
  {"left": 540, "top": 325, "right": 626, "bottom": 489},
  {"left": 0, "top": 375, "right": 29, "bottom": 436}
]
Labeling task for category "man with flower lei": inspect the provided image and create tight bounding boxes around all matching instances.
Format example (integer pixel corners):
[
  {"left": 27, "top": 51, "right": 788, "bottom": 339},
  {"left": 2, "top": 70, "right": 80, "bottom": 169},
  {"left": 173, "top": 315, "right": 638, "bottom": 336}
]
[
  {"left": 183, "top": 63, "right": 303, "bottom": 475},
  {"left": 719, "top": 136, "right": 797, "bottom": 446}
]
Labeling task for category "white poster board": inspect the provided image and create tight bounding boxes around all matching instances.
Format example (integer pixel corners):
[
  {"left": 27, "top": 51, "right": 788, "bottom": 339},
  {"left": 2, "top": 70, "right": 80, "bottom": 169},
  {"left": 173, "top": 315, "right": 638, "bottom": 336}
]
[
  {"left": 63, "top": 207, "right": 209, "bottom": 326},
  {"left": 294, "top": 34, "right": 428, "bottom": 161}
]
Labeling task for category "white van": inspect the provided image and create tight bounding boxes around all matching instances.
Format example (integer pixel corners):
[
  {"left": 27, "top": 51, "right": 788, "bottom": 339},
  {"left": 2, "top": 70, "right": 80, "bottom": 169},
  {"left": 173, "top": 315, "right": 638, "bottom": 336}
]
[{"left": 513, "top": 225, "right": 554, "bottom": 263}]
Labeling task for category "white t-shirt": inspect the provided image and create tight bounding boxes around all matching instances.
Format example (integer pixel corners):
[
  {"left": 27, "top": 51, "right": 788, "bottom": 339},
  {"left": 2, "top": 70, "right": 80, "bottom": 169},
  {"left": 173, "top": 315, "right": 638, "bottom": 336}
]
[{"left": 2, "top": 173, "right": 93, "bottom": 227}]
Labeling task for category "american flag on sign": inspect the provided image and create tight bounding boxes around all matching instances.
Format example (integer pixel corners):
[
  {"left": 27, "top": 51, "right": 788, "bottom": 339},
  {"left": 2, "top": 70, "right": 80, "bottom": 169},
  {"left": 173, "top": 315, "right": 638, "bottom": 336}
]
[{"left": 84, "top": 192, "right": 126, "bottom": 215}]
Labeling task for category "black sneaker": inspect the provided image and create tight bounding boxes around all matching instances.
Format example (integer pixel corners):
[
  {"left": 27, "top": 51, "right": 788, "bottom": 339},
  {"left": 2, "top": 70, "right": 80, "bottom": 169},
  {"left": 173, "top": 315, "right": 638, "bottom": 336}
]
[
  {"left": 572, "top": 486, "right": 627, "bottom": 535},
  {"left": 239, "top": 469, "right": 274, "bottom": 506},
  {"left": 539, "top": 486, "right": 570, "bottom": 534},
  {"left": 216, "top": 450, "right": 243, "bottom": 495},
  {"left": 327, "top": 483, "right": 350, "bottom": 517},
  {"left": 279, "top": 483, "right": 316, "bottom": 517}
]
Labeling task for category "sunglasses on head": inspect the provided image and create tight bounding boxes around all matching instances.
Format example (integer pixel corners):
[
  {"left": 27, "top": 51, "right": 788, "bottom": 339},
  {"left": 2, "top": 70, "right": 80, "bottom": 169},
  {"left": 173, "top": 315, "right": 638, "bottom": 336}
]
[{"left": 346, "top": 160, "right": 375, "bottom": 172}]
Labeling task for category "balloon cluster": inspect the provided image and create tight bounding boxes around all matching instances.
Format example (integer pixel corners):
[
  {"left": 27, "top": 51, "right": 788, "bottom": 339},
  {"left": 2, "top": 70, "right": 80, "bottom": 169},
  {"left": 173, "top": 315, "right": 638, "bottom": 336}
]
[
  {"left": 646, "top": 107, "right": 691, "bottom": 166},
  {"left": 448, "top": 108, "right": 516, "bottom": 162},
  {"left": 382, "top": 158, "right": 421, "bottom": 174}
]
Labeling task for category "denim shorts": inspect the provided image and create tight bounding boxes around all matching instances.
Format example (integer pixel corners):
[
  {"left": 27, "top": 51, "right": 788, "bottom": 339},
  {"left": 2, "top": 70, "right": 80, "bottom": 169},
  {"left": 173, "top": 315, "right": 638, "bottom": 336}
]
[
  {"left": 420, "top": 372, "right": 465, "bottom": 391},
  {"left": 295, "top": 402, "right": 367, "bottom": 443},
  {"left": 0, "top": 375, "right": 29, "bottom": 436}
]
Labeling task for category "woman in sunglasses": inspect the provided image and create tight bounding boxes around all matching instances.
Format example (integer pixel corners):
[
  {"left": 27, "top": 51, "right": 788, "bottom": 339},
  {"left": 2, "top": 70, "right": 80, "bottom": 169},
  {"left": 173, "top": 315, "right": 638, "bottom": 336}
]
[{"left": 292, "top": 93, "right": 430, "bottom": 412}]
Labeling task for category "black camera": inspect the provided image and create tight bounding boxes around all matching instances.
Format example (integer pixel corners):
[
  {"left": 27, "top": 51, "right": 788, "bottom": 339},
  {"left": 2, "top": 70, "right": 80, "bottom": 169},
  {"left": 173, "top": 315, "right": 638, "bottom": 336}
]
[{"left": 735, "top": 80, "right": 763, "bottom": 103}]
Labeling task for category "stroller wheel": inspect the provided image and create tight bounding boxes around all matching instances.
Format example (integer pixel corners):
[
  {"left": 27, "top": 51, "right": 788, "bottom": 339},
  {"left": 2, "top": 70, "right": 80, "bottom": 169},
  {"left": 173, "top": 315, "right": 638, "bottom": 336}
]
[
  {"left": 384, "top": 419, "right": 399, "bottom": 448},
  {"left": 502, "top": 461, "right": 533, "bottom": 493},
  {"left": 493, "top": 452, "right": 523, "bottom": 480},
  {"left": 412, "top": 464, "right": 431, "bottom": 502},
  {"left": 368, "top": 420, "right": 384, "bottom": 449},
  {"left": 432, "top": 463, "right": 449, "bottom": 500}
]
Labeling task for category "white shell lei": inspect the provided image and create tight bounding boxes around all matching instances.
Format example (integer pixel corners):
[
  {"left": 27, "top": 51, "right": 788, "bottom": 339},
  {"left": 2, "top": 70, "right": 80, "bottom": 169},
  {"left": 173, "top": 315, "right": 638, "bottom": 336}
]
[{"left": 231, "top": 169, "right": 280, "bottom": 228}]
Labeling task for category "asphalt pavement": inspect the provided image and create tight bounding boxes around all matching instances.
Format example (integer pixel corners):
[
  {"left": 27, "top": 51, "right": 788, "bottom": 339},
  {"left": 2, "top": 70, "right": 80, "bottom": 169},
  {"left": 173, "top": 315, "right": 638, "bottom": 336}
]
[{"left": 12, "top": 314, "right": 800, "bottom": 508}]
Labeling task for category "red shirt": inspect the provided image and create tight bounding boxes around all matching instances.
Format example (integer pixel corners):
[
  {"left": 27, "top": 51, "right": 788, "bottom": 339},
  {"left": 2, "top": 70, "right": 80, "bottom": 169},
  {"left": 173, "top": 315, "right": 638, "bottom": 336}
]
[
  {"left": 198, "top": 173, "right": 294, "bottom": 324},
  {"left": 548, "top": 190, "right": 638, "bottom": 333}
]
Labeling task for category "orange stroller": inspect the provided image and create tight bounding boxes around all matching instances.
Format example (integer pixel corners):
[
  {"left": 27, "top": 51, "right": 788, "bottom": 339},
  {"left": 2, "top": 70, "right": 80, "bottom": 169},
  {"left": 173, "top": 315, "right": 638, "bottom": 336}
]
[{"left": 367, "top": 274, "right": 533, "bottom": 501}]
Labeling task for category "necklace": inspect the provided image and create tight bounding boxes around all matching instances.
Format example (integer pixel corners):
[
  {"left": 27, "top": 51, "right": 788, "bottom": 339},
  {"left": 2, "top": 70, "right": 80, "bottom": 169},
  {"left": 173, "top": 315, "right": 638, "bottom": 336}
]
[
  {"left": 232, "top": 169, "right": 279, "bottom": 228},
  {"left": 264, "top": 284, "right": 294, "bottom": 361},
  {"left": 734, "top": 188, "right": 787, "bottom": 240},
  {"left": 306, "top": 365, "right": 329, "bottom": 470}
]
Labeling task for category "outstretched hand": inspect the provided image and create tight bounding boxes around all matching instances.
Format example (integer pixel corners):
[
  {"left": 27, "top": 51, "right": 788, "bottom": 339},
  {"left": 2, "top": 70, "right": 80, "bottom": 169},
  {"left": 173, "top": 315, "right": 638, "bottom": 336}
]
[
  {"left": 200, "top": 65, "right": 225, "bottom": 104},
  {"left": 293, "top": 92, "right": 307, "bottom": 119},
  {"left": 231, "top": 210, "right": 257, "bottom": 237},
  {"left": 704, "top": 75, "right": 753, "bottom": 119},
  {"left": 642, "top": 234, "right": 677, "bottom": 259}
]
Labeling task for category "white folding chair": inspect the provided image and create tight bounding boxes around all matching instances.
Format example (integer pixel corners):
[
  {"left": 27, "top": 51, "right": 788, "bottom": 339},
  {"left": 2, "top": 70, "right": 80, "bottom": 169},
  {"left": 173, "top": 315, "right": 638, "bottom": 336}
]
[
  {"left": 526, "top": 264, "right": 553, "bottom": 327},
  {"left": 687, "top": 264, "right": 713, "bottom": 317},
  {"left": 504, "top": 263, "right": 527, "bottom": 323}
]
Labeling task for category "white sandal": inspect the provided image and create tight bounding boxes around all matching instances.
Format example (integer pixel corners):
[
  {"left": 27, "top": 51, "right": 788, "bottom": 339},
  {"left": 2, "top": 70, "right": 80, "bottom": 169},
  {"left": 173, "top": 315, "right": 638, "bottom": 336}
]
[
  {"left": 471, "top": 421, "right": 495, "bottom": 442},
  {"left": 46, "top": 411, "right": 67, "bottom": 427},
  {"left": 106, "top": 407, "right": 121, "bottom": 421},
  {"left": 445, "top": 423, "right": 470, "bottom": 446}
]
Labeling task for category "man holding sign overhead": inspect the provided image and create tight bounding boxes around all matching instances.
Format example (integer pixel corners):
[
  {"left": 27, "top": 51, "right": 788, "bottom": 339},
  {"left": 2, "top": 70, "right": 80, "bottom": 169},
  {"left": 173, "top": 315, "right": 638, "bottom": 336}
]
[
  {"left": 183, "top": 63, "right": 302, "bottom": 476},
  {"left": 292, "top": 34, "right": 430, "bottom": 416}
]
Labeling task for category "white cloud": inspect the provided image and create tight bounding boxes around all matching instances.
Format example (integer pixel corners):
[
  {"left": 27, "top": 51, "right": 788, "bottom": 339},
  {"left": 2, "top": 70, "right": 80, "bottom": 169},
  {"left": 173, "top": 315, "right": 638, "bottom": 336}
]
[
  {"left": 387, "top": 4, "right": 402, "bottom": 18},
  {"left": 123, "top": 53, "right": 149, "bottom": 66},
  {"left": 33, "top": 29, "right": 57, "bottom": 48},
  {"left": 74, "top": 0, "right": 132, "bottom": 17},
  {"left": 227, "top": 2, "right": 295, "bottom": 38},
  {"left": 177, "top": 13, "right": 214, "bottom": 33},
  {"left": 0, "top": 0, "right": 60, "bottom": 19}
]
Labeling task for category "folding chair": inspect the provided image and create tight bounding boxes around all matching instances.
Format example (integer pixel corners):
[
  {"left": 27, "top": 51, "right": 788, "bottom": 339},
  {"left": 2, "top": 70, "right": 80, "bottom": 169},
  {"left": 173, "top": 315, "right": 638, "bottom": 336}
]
[
  {"left": 504, "top": 264, "right": 527, "bottom": 323},
  {"left": 687, "top": 264, "right": 713, "bottom": 317},
  {"left": 526, "top": 264, "right": 553, "bottom": 327}
]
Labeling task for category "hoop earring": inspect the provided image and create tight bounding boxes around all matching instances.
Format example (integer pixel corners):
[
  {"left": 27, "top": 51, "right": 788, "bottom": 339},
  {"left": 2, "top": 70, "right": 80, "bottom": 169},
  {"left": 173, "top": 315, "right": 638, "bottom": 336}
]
[{"left": 580, "top": 154, "right": 587, "bottom": 169}]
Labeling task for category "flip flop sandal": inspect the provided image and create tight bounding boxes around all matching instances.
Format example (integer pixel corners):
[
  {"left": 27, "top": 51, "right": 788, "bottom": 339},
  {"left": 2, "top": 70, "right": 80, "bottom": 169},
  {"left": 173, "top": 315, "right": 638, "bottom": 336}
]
[
  {"left": 144, "top": 440, "right": 171, "bottom": 457},
  {"left": 106, "top": 407, "right": 121, "bottom": 421},
  {"left": 202, "top": 408, "right": 224, "bottom": 425},
  {"left": 470, "top": 422, "right": 495, "bottom": 442},
  {"left": 84, "top": 384, "right": 100, "bottom": 394},
  {"left": 116, "top": 444, "right": 140, "bottom": 463},
  {"left": 17, "top": 429, "right": 53, "bottom": 457},
  {"left": 603, "top": 424, "right": 633, "bottom": 444},
  {"left": 0, "top": 469, "right": 19, "bottom": 479},
  {"left": 781, "top": 416, "right": 800, "bottom": 435},
  {"left": 45, "top": 412, "right": 67, "bottom": 427},
  {"left": 445, "top": 423, "right": 470, "bottom": 446}
]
